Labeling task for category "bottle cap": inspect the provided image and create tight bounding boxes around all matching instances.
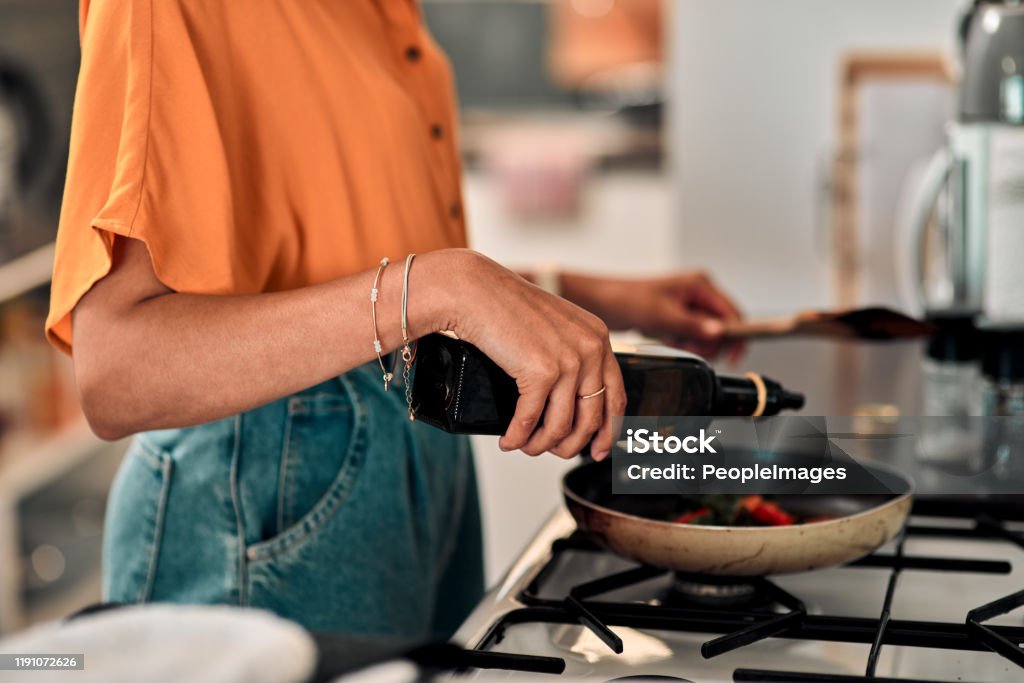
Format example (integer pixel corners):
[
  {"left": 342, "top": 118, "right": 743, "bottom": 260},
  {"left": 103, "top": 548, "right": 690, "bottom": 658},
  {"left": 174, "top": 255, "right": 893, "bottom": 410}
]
[
  {"left": 925, "top": 313, "right": 982, "bottom": 362},
  {"left": 981, "top": 329, "right": 1024, "bottom": 381}
]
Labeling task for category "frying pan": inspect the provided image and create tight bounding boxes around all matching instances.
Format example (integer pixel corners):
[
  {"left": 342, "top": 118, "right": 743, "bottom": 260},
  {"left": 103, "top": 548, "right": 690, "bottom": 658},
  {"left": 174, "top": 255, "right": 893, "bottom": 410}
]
[{"left": 563, "top": 456, "right": 913, "bottom": 576}]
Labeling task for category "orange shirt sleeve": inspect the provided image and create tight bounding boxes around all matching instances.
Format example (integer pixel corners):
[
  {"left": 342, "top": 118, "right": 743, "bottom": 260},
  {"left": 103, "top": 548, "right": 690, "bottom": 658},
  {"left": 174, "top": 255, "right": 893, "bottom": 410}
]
[
  {"left": 48, "top": 0, "right": 246, "bottom": 354},
  {"left": 47, "top": 0, "right": 468, "bottom": 355},
  {"left": 46, "top": 0, "right": 143, "bottom": 354}
]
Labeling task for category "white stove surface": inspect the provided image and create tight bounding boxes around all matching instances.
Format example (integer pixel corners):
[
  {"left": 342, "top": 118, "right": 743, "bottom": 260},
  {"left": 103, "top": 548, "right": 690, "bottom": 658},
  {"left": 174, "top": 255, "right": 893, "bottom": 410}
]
[{"left": 451, "top": 510, "right": 1024, "bottom": 682}]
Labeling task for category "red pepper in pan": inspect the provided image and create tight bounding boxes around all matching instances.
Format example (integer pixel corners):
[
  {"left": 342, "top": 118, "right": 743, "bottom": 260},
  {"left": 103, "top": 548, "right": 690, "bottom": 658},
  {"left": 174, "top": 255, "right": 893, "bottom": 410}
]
[
  {"left": 673, "top": 507, "right": 711, "bottom": 524},
  {"left": 738, "top": 495, "right": 763, "bottom": 512},
  {"left": 750, "top": 500, "right": 796, "bottom": 526},
  {"left": 737, "top": 495, "right": 796, "bottom": 526}
]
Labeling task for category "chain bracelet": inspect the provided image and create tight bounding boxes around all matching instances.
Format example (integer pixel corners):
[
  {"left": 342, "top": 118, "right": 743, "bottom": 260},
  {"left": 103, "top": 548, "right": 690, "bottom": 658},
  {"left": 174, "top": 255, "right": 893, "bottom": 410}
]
[{"left": 401, "top": 253, "right": 417, "bottom": 421}]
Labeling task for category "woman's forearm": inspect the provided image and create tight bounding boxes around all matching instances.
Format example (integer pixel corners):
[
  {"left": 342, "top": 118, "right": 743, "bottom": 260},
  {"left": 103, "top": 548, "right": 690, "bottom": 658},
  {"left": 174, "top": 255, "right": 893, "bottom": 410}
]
[
  {"left": 74, "top": 240, "right": 625, "bottom": 459},
  {"left": 73, "top": 242, "right": 451, "bottom": 439}
]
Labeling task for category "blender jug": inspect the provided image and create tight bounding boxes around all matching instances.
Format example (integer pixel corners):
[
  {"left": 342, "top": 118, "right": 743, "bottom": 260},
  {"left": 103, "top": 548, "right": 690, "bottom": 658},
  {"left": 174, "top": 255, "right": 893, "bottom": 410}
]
[{"left": 907, "top": 1, "right": 1024, "bottom": 322}]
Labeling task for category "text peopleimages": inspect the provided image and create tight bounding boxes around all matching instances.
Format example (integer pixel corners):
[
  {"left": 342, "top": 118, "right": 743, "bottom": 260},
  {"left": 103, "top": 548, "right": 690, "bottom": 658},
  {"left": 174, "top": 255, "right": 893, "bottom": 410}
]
[{"left": 625, "top": 463, "right": 848, "bottom": 484}]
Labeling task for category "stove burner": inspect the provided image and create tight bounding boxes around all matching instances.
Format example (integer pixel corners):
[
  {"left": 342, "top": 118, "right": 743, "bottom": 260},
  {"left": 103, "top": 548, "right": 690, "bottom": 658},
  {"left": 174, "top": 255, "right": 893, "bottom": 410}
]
[
  {"left": 489, "top": 521, "right": 1024, "bottom": 681},
  {"left": 666, "top": 572, "right": 767, "bottom": 608}
]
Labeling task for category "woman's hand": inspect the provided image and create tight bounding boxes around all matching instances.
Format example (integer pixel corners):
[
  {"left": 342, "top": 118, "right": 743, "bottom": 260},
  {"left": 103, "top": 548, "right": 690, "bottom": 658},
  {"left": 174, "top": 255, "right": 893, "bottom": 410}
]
[
  {"left": 413, "top": 250, "right": 627, "bottom": 461},
  {"left": 560, "top": 271, "right": 745, "bottom": 362}
]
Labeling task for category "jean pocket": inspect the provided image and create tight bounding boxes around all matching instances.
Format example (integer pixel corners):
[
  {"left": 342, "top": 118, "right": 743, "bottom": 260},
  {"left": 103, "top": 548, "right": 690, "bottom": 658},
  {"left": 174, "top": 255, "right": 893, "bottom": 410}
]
[
  {"left": 246, "top": 377, "right": 369, "bottom": 562},
  {"left": 102, "top": 437, "right": 174, "bottom": 603}
]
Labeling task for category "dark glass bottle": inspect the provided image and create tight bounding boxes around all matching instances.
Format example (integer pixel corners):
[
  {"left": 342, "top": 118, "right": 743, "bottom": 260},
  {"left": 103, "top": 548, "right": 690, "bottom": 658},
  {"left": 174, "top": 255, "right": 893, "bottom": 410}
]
[{"left": 411, "top": 334, "right": 804, "bottom": 435}]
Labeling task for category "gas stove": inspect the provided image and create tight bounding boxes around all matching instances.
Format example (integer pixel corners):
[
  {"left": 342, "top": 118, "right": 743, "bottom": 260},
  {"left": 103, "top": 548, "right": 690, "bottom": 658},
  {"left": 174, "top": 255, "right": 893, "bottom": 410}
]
[{"left": 450, "top": 503, "right": 1024, "bottom": 682}]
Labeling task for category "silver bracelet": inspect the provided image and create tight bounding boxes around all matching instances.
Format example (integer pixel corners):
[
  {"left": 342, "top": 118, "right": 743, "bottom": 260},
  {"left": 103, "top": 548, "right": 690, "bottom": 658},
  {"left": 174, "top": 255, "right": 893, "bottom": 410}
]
[
  {"left": 370, "top": 257, "right": 394, "bottom": 391},
  {"left": 401, "top": 253, "right": 417, "bottom": 421}
]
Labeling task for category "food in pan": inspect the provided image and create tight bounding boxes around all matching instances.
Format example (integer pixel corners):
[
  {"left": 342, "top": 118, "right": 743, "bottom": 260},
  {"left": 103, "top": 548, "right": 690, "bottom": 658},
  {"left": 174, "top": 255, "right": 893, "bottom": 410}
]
[
  {"left": 669, "top": 494, "right": 833, "bottom": 527},
  {"left": 565, "top": 460, "right": 912, "bottom": 575}
]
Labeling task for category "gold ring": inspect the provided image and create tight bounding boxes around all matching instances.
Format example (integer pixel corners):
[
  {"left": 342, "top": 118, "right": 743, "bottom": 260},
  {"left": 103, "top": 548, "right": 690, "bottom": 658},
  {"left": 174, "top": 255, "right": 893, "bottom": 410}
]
[{"left": 578, "top": 386, "right": 607, "bottom": 400}]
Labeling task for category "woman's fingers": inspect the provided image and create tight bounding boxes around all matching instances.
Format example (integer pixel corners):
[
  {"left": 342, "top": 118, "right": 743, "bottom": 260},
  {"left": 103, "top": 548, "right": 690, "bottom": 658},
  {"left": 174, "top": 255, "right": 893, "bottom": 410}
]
[
  {"left": 690, "top": 273, "right": 743, "bottom": 322},
  {"left": 661, "top": 330, "right": 724, "bottom": 359},
  {"left": 505, "top": 322, "right": 616, "bottom": 459},
  {"left": 520, "top": 372, "right": 579, "bottom": 456},
  {"left": 549, "top": 355, "right": 606, "bottom": 459},
  {"left": 648, "top": 274, "right": 745, "bottom": 359},
  {"left": 589, "top": 344, "right": 627, "bottom": 460},
  {"left": 725, "top": 338, "right": 748, "bottom": 365},
  {"left": 659, "top": 305, "right": 726, "bottom": 343},
  {"left": 499, "top": 364, "right": 558, "bottom": 451}
]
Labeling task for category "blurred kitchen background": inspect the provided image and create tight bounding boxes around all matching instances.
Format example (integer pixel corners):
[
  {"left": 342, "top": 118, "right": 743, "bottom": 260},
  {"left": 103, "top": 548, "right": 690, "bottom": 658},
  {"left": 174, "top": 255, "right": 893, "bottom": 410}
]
[{"left": 0, "top": 0, "right": 965, "bottom": 637}]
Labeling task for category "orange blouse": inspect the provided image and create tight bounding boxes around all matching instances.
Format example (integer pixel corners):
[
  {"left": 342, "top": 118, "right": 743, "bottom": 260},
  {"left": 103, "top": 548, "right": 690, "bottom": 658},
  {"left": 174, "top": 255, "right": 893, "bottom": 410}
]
[{"left": 46, "top": 0, "right": 467, "bottom": 354}]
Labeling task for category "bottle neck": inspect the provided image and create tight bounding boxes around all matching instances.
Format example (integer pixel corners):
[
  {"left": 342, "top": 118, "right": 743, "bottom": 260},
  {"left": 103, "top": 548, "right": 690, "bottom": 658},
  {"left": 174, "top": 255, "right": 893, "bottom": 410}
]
[
  {"left": 713, "top": 373, "right": 805, "bottom": 417},
  {"left": 615, "top": 352, "right": 805, "bottom": 417}
]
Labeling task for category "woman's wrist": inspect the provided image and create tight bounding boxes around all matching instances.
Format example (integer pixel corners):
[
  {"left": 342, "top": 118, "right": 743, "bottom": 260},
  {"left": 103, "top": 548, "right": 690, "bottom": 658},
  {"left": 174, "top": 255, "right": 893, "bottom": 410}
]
[{"left": 401, "top": 248, "right": 468, "bottom": 339}]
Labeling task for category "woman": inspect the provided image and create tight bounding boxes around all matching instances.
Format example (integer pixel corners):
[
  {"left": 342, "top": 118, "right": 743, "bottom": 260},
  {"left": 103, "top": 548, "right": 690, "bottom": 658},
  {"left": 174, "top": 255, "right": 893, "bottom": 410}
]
[{"left": 47, "top": 0, "right": 741, "bottom": 640}]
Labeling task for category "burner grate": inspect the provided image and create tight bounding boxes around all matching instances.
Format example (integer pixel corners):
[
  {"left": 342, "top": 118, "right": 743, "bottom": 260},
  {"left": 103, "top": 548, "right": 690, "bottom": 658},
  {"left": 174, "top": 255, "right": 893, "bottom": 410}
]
[
  {"left": 732, "top": 670, "right": 976, "bottom": 683},
  {"left": 699, "top": 579, "right": 804, "bottom": 659},
  {"left": 967, "top": 588, "right": 1024, "bottom": 669},
  {"left": 477, "top": 604, "right": 1024, "bottom": 655},
  {"left": 864, "top": 529, "right": 905, "bottom": 678},
  {"left": 470, "top": 512, "right": 1024, "bottom": 681},
  {"left": 564, "top": 564, "right": 665, "bottom": 653}
]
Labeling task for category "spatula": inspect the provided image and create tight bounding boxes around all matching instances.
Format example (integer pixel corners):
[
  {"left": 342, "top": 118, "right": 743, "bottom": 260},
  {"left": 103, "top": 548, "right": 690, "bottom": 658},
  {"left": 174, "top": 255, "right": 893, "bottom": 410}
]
[{"left": 723, "top": 307, "right": 937, "bottom": 341}]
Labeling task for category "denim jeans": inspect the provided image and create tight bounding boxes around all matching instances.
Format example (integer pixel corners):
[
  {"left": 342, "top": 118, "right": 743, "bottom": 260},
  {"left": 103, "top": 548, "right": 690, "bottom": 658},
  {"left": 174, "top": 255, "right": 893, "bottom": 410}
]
[{"left": 102, "top": 362, "right": 484, "bottom": 640}]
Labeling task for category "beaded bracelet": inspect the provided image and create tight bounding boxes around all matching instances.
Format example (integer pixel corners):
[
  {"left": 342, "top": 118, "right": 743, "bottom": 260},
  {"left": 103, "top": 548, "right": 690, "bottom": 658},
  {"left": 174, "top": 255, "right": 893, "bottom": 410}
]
[{"left": 370, "top": 257, "right": 394, "bottom": 391}]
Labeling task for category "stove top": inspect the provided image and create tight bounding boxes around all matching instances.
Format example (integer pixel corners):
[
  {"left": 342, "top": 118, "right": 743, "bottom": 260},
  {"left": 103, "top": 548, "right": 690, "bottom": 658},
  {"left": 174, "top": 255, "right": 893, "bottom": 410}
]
[{"left": 450, "top": 506, "right": 1024, "bottom": 682}]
